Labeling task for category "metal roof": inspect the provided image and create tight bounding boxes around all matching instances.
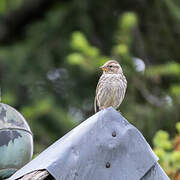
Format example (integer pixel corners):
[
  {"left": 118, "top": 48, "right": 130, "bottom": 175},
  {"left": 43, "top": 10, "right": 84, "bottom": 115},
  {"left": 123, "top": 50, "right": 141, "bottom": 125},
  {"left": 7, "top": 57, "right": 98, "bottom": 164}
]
[{"left": 9, "top": 107, "right": 169, "bottom": 180}]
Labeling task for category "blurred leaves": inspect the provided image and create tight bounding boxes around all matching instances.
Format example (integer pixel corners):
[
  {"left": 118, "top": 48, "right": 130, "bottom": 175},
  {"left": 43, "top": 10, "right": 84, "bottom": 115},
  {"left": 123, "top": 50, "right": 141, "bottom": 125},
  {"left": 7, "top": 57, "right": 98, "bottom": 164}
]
[
  {"left": 67, "top": 53, "right": 84, "bottom": 65},
  {"left": 71, "top": 32, "right": 90, "bottom": 52},
  {"left": 153, "top": 123, "right": 180, "bottom": 179},
  {"left": 0, "top": 1, "right": 179, "bottom": 172},
  {"left": 164, "top": 0, "right": 180, "bottom": 22},
  {"left": 0, "top": 0, "right": 23, "bottom": 14},
  {"left": 146, "top": 62, "right": 180, "bottom": 77},
  {"left": 21, "top": 97, "right": 53, "bottom": 120},
  {"left": 170, "top": 85, "right": 180, "bottom": 96},
  {"left": 1, "top": 91, "right": 17, "bottom": 106},
  {"left": 67, "top": 31, "right": 107, "bottom": 71},
  {"left": 153, "top": 130, "right": 172, "bottom": 150},
  {"left": 0, "top": 0, "right": 6, "bottom": 13},
  {"left": 176, "top": 123, "right": 180, "bottom": 134},
  {"left": 120, "top": 12, "right": 138, "bottom": 31},
  {"left": 112, "top": 44, "right": 128, "bottom": 56}
]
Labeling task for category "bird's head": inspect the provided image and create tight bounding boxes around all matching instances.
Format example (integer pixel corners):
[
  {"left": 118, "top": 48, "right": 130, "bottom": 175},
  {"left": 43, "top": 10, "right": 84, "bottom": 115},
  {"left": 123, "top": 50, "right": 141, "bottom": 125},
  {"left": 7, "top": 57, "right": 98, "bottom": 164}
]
[{"left": 100, "top": 60, "right": 123, "bottom": 74}]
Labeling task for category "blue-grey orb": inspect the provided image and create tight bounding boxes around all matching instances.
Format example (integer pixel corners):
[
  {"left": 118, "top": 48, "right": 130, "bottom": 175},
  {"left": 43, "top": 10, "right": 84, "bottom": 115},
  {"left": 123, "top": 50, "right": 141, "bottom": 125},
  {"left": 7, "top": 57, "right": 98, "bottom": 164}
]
[{"left": 0, "top": 103, "right": 33, "bottom": 179}]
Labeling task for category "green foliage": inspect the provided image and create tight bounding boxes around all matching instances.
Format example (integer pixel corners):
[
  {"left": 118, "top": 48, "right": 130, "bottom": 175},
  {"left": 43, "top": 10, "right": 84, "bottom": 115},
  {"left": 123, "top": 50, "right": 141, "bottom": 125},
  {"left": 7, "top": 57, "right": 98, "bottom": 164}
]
[
  {"left": 120, "top": 12, "right": 138, "bottom": 32},
  {"left": 0, "top": 0, "right": 6, "bottom": 13},
  {"left": 176, "top": 123, "right": 180, "bottom": 134},
  {"left": 67, "top": 53, "right": 84, "bottom": 65},
  {"left": 113, "top": 44, "right": 128, "bottom": 56},
  {"left": 153, "top": 130, "right": 172, "bottom": 150},
  {"left": 170, "top": 85, "right": 180, "bottom": 96},
  {"left": 0, "top": 0, "right": 179, "bottom": 166},
  {"left": 71, "top": 31, "right": 100, "bottom": 59},
  {"left": 153, "top": 123, "right": 180, "bottom": 178},
  {"left": 112, "top": 12, "right": 137, "bottom": 59},
  {"left": 0, "top": 0, "right": 23, "bottom": 13},
  {"left": 164, "top": 0, "right": 180, "bottom": 21},
  {"left": 71, "top": 32, "right": 90, "bottom": 52},
  {"left": 2, "top": 91, "right": 17, "bottom": 106},
  {"left": 67, "top": 31, "right": 108, "bottom": 71},
  {"left": 146, "top": 62, "right": 180, "bottom": 77}
]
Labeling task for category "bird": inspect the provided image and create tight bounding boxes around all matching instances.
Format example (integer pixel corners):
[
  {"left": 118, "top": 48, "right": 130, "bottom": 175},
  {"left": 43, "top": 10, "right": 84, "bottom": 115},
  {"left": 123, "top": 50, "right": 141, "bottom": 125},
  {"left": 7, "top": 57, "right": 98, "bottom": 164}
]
[{"left": 94, "top": 60, "right": 127, "bottom": 113}]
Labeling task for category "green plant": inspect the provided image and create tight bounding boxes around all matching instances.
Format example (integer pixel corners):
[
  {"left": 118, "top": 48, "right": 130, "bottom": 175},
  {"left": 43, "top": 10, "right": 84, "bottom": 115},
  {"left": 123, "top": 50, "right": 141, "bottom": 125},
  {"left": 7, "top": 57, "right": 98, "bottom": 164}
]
[{"left": 153, "top": 122, "right": 180, "bottom": 179}]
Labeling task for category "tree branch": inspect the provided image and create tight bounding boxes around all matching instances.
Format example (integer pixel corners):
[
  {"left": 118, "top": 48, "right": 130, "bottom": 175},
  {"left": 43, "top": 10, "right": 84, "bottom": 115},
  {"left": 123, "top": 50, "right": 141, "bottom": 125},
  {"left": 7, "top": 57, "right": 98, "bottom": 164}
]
[{"left": 17, "top": 170, "right": 53, "bottom": 180}]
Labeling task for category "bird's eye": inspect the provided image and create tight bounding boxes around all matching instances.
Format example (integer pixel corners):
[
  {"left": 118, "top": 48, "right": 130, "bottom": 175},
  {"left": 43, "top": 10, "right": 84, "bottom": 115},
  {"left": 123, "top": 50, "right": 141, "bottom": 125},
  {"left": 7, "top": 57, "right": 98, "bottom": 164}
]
[{"left": 109, "top": 65, "right": 113, "bottom": 68}]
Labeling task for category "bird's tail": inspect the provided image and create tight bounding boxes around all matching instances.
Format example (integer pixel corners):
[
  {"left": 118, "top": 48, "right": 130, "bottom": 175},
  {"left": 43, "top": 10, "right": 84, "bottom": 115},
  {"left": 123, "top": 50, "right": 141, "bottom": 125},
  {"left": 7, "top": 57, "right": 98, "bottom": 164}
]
[{"left": 94, "top": 96, "right": 100, "bottom": 113}]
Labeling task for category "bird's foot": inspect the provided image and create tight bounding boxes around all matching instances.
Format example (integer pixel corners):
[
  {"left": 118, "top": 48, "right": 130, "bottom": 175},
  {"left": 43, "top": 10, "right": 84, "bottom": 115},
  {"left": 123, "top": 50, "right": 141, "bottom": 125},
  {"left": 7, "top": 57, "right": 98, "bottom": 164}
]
[{"left": 117, "top": 109, "right": 122, "bottom": 114}]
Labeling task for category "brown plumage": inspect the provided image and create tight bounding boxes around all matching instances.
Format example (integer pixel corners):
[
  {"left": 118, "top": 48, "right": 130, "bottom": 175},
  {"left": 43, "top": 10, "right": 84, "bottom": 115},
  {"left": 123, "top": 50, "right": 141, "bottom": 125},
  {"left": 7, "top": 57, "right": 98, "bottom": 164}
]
[{"left": 94, "top": 60, "right": 127, "bottom": 112}]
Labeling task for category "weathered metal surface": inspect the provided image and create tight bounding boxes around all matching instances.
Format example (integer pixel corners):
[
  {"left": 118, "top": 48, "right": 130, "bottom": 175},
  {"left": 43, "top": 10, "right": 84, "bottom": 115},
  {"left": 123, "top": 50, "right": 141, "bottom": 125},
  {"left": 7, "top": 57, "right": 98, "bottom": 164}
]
[
  {"left": 0, "top": 103, "right": 33, "bottom": 179},
  {"left": 141, "top": 163, "right": 170, "bottom": 180},
  {"left": 9, "top": 107, "right": 169, "bottom": 180},
  {"left": 0, "top": 103, "right": 31, "bottom": 131}
]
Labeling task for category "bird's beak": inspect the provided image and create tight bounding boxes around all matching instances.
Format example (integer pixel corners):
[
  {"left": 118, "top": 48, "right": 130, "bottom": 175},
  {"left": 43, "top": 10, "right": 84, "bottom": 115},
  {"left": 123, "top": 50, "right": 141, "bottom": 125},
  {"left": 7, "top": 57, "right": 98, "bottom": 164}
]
[{"left": 99, "top": 65, "right": 107, "bottom": 72}]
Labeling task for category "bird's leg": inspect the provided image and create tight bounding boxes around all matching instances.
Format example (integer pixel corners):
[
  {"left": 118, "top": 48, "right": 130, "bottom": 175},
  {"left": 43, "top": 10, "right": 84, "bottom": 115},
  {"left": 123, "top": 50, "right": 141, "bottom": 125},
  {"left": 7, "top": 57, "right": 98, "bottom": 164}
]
[
  {"left": 100, "top": 106, "right": 107, "bottom": 111},
  {"left": 117, "top": 109, "right": 122, "bottom": 114},
  {"left": 101, "top": 107, "right": 106, "bottom": 110}
]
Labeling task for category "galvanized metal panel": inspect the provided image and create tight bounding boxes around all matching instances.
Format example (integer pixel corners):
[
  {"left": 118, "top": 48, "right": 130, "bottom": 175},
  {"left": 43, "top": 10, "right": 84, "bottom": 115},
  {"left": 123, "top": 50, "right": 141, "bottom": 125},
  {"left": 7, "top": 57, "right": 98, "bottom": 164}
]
[
  {"left": 141, "top": 163, "right": 170, "bottom": 180},
  {"left": 9, "top": 107, "right": 169, "bottom": 180}
]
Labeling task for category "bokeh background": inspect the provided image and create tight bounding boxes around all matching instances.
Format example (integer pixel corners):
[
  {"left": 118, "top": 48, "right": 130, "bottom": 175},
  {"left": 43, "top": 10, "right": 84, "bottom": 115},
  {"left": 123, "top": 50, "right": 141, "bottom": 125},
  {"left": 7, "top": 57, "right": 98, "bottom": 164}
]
[{"left": 0, "top": 0, "right": 179, "bottom": 178}]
